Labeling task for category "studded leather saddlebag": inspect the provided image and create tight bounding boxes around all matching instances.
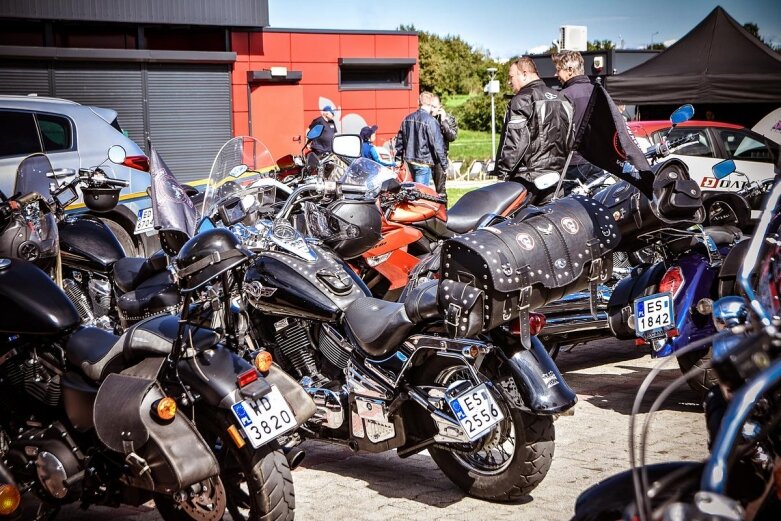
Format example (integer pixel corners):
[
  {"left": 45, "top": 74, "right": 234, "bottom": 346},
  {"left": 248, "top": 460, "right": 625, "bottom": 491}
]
[{"left": 439, "top": 195, "right": 621, "bottom": 340}]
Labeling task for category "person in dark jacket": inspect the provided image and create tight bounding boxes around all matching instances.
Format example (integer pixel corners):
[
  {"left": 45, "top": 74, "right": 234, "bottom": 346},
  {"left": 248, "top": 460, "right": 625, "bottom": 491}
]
[
  {"left": 431, "top": 94, "right": 458, "bottom": 195},
  {"left": 395, "top": 91, "right": 449, "bottom": 186},
  {"left": 306, "top": 105, "right": 337, "bottom": 171},
  {"left": 493, "top": 56, "right": 574, "bottom": 197},
  {"left": 553, "top": 51, "right": 606, "bottom": 185},
  {"left": 360, "top": 125, "right": 396, "bottom": 167}
]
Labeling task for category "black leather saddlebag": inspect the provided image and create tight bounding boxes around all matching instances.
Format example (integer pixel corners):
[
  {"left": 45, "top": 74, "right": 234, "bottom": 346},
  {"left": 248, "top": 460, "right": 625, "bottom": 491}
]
[
  {"left": 439, "top": 195, "right": 620, "bottom": 333},
  {"left": 592, "top": 159, "right": 704, "bottom": 252},
  {"left": 94, "top": 358, "right": 219, "bottom": 494}
]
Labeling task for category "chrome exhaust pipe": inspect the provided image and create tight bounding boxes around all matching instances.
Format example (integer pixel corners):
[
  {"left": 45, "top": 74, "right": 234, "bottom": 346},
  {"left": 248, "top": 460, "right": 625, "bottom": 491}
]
[
  {"left": 283, "top": 446, "right": 306, "bottom": 470},
  {"left": 542, "top": 312, "right": 609, "bottom": 334}
]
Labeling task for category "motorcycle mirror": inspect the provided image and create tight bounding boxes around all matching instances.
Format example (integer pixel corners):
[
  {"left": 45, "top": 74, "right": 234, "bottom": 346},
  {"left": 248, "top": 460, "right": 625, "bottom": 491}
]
[
  {"left": 307, "top": 124, "right": 324, "bottom": 141},
  {"left": 533, "top": 172, "right": 561, "bottom": 190},
  {"left": 670, "top": 104, "right": 694, "bottom": 126},
  {"left": 196, "top": 216, "right": 217, "bottom": 233},
  {"left": 712, "top": 159, "right": 736, "bottom": 180},
  {"left": 107, "top": 145, "right": 127, "bottom": 165},
  {"left": 332, "top": 134, "right": 362, "bottom": 159}
]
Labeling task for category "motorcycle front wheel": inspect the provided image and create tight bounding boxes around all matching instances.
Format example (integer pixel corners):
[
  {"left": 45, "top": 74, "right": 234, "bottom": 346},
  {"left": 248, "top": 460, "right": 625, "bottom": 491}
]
[
  {"left": 425, "top": 363, "right": 555, "bottom": 501},
  {"left": 155, "top": 409, "right": 294, "bottom": 521}
]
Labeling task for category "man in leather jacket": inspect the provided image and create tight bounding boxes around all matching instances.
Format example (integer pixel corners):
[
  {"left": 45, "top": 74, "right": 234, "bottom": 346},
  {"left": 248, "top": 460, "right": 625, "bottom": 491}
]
[
  {"left": 553, "top": 51, "right": 605, "bottom": 185},
  {"left": 493, "top": 57, "right": 574, "bottom": 196},
  {"left": 395, "top": 91, "right": 449, "bottom": 186}
]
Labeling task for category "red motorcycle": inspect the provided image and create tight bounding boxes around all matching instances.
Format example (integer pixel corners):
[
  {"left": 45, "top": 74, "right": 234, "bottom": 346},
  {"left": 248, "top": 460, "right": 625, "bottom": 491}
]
[{"left": 357, "top": 180, "right": 530, "bottom": 299}]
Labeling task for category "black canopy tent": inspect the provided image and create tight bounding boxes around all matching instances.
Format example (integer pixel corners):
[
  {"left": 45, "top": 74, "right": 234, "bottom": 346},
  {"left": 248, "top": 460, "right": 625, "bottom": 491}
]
[{"left": 607, "top": 7, "right": 781, "bottom": 107}]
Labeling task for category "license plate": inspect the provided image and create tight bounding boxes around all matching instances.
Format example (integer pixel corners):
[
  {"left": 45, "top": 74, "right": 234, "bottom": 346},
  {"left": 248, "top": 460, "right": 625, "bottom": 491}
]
[
  {"left": 230, "top": 386, "right": 297, "bottom": 449},
  {"left": 448, "top": 383, "right": 504, "bottom": 441},
  {"left": 634, "top": 292, "right": 674, "bottom": 338},
  {"left": 134, "top": 207, "right": 154, "bottom": 235}
]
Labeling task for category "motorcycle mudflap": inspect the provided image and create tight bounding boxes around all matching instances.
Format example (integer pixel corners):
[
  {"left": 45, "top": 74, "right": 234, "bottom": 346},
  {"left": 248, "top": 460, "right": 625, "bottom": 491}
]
[
  {"left": 440, "top": 195, "right": 619, "bottom": 331},
  {"left": 94, "top": 358, "right": 218, "bottom": 494},
  {"left": 607, "top": 262, "right": 668, "bottom": 339},
  {"left": 264, "top": 364, "right": 316, "bottom": 426}
]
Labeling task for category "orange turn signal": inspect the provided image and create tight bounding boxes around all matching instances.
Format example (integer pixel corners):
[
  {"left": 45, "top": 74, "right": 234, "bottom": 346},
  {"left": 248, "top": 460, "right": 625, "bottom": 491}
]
[
  {"left": 227, "top": 424, "right": 246, "bottom": 449},
  {"left": 155, "top": 397, "right": 177, "bottom": 421},
  {"left": 254, "top": 351, "right": 273, "bottom": 373},
  {"left": 0, "top": 483, "right": 21, "bottom": 515}
]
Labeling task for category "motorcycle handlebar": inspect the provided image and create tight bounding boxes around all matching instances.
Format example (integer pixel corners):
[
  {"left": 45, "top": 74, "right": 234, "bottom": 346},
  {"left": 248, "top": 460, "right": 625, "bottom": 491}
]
[
  {"left": 644, "top": 133, "right": 697, "bottom": 160},
  {"left": 103, "top": 178, "right": 129, "bottom": 188}
]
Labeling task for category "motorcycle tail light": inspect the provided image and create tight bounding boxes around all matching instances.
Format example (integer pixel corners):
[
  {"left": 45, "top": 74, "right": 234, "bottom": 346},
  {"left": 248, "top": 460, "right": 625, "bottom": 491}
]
[
  {"left": 237, "top": 369, "right": 259, "bottom": 388},
  {"left": 659, "top": 266, "right": 685, "bottom": 299},
  {"left": 510, "top": 313, "right": 546, "bottom": 336},
  {"left": 0, "top": 484, "right": 21, "bottom": 515},
  {"left": 123, "top": 155, "right": 150, "bottom": 172}
]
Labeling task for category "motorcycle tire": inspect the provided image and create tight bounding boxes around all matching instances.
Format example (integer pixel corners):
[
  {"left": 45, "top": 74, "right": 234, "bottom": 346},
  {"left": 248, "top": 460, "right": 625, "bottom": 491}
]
[
  {"left": 677, "top": 348, "right": 719, "bottom": 399},
  {"left": 423, "top": 361, "right": 555, "bottom": 501},
  {"left": 100, "top": 217, "right": 138, "bottom": 257},
  {"left": 155, "top": 410, "right": 294, "bottom": 521}
]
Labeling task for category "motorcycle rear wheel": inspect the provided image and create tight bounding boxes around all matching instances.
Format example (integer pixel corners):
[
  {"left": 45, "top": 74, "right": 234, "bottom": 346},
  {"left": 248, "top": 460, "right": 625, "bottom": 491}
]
[
  {"left": 677, "top": 348, "right": 718, "bottom": 398},
  {"left": 425, "top": 363, "right": 555, "bottom": 501},
  {"left": 155, "top": 410, "right": 294, "bottom": 521}
]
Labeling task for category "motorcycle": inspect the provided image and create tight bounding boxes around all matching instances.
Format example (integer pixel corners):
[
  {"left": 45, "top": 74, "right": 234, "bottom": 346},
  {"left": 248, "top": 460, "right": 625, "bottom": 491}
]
[
  {"left": 0, "top": 184, "right": 316, "bottom": 520},
  {"left": 0, "top": 148, "right": 130, "bottom": 330},
  {"left": 572, "top": 167, "right": 781, "bottom": 521}
]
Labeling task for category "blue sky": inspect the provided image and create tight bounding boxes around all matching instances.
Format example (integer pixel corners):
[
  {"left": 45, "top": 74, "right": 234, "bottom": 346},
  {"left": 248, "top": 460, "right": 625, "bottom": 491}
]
[{"left": 269, "top": 0, "right": 780, "bottom": 59}]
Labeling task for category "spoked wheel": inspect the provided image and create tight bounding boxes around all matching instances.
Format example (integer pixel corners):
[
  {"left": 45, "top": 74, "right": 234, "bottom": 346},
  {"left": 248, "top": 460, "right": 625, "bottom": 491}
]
[
  {"left": 425, "top": 364, "right": 555, "bottom": 501},
  {"left": 156, "top": 410, "right": 294, "bottom": 521}
]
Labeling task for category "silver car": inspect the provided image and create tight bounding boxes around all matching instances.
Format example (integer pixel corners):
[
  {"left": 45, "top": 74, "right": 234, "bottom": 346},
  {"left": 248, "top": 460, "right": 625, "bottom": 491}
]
[{"left": 0, "top": 95, "right": 152, "bottom": 255}]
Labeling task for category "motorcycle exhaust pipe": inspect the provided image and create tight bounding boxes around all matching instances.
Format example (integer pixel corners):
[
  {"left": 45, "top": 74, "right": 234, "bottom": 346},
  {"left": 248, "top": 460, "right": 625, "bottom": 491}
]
[{"left": 283, "top": 446, "right": 306, "bottom": 470}]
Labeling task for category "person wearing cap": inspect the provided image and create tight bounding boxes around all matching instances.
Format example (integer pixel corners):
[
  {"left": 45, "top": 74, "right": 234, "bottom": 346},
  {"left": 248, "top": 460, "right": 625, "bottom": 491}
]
[
  {"left": 307, "top": 105, "right": 337, "bottom": 159},
  {"left": 360, "top": 125, "right": 396, "bottom": 167}
]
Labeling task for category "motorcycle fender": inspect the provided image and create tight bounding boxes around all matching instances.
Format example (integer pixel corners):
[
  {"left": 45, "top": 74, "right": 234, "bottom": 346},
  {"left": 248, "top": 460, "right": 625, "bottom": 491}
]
[
  {"left": 504, "top": 337, "right": 577, "bottom": 414},
  {"left": 94, "top": 360, "right": 219, "bottom": 494},
  {"left": 608, "top": 262, "right": 667, "bottom": 308},
  {"left": 178, "top": 347, "right": 316, "bottom": 427}
]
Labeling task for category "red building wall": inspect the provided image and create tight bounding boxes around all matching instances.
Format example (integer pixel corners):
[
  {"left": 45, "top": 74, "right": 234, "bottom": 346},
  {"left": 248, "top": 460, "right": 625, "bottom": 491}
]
[{"left": 230, "top": 29, "right": 419, "bottom": 158}]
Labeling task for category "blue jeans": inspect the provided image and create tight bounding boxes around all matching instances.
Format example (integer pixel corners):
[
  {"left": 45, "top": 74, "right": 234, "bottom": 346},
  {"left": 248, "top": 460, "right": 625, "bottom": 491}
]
[{"left": 409, "top": 164, "right": 432, "bottom": 185}]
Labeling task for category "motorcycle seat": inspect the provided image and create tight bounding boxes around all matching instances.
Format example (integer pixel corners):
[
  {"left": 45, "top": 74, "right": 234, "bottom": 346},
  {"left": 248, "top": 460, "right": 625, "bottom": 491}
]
[
  {"left": 113, "top": 249, "right": 169, "bottom": 294},
  {"left": 403, "top": 279, "right": 440, "bottom": 323},
  {"left": 446, "top": 182, "right": 526, "bottom": 234},
  {"left": 116, "top": 271, "right": 179, "bottom": 326},
  {"left": 343, "top": 298, "right": 414, "bottom": 358},
  {"left": 66, "top": 315, "right": 219, "bottom": 382}
]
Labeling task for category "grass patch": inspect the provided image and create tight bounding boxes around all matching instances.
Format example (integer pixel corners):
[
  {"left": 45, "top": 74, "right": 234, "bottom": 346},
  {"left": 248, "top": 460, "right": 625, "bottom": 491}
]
[
  {"left": 443, "top": 94, "right": 471, "bottom": 109},
  {"left": 448, "top": 128, "right": 495, "bottom": 164},
  {"left": 446, "top": 186, "right": 472, "bottom": 208}
]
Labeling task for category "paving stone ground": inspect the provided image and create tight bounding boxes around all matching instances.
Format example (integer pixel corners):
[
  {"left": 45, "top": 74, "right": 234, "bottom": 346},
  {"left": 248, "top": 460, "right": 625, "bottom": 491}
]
[{"left": 62, "top": 338, "right": 708, "bottom": 521}]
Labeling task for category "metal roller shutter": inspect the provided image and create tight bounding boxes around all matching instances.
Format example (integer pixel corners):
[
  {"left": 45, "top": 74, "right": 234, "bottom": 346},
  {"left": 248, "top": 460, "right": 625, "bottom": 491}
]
[
  {"left": 0, "top": 62, "right": 51, "bottom": 96},
  {"left": 147, "top": 64, "right": 232, "bottom": 183},
  {"left": 53, "top": 63, "right": 145, "bottom": 148}
]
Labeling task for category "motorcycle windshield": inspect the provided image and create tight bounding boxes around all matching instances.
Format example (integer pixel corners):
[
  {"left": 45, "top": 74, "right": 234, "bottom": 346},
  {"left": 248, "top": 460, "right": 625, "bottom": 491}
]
[
  {"left": 202, "top": 136, "right": 277, "bottom": 220},
  {"left": 15, "top": 154, "right": 55, "bottom": 204},
  {"left": 338, "top": 157, "right": 397, "bottom": 200}
]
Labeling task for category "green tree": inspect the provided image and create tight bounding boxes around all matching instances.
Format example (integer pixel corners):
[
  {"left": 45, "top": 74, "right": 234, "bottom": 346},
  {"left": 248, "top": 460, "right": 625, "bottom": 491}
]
[
  {"left": 587, "top": 39, "right": 615, "bottom": 51},
  {"left": 645, "top": 43, "right": 667, "bottom": 50},
  {"left": 742, "top": 21, "right": 781, "bottom": 53}
]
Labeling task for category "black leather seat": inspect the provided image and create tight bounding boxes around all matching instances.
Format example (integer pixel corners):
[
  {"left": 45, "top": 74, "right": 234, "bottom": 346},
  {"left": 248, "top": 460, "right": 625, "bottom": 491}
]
[
  {"left": 343, "top": 298, "right": 414, "bottom": 358},
  {"left": 113, "top": 249, "right": 169, "bottom": 294},
  {"left": 117, "top": 271, "right": 179, "bottom": 325},
  {"left": 402, "top": 279, "right": 440, "bottom": 323},
  {"left": 446, "top": 182, "right": 526, "bottom": 234},
  {"left": 66, "top": 315, "right": 220, "bottom": 382}
]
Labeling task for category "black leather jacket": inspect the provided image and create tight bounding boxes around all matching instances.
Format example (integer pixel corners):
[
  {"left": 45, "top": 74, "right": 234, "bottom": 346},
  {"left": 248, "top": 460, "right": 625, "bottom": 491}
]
[
  {"left": 561, "top": 75, "right": 595, "bottom": 166},
  {"left": 495, "top": 79, "right": 574, "bottom": 180},
  {"left": 395, "top": 109, "right": 449, "bottom": 169}
]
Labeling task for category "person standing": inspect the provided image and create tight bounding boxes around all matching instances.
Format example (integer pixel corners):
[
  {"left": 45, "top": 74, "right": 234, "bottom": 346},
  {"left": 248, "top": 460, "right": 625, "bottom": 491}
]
[
  {"left": 493, "top": 56, "right": 574, "bottom": 199},
  {"left": 360, "top": 125, "right": 396, "bottom": 167},
  {"left": 395, "top": 91, "right": 449, "bottom": 186},
  {"left": 431, "top": 95, "right": 458, "bottom": 196},
  {"left": 552, "top": 51, "right": 607, "bottom": 185},
  {"left": 306, "top": 105, "right": 337, "bottom": 170}
]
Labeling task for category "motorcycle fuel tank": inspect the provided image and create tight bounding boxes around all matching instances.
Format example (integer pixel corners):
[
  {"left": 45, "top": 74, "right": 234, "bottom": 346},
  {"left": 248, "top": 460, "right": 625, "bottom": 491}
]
[
  {"left": 0, "top": 258, "right": 81, "bottom": 335},
  {"left": 245, "top": 244, "right": 370, "bottom": 321},
  {"left": 58, "top": 214, "right": 125, "bottom": 271}
]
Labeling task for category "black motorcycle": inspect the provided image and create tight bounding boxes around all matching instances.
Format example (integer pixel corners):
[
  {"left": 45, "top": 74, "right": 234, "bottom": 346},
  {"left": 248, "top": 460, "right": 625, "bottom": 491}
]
[{"left": 0, "top": 192, "right": 315, "bottom": 520}]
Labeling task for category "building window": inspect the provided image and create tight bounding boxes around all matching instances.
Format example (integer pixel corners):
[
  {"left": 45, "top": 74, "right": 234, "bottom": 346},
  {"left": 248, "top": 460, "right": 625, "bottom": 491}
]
[{"left": 339, "top": 58, "right": 415, "bottom": 91}]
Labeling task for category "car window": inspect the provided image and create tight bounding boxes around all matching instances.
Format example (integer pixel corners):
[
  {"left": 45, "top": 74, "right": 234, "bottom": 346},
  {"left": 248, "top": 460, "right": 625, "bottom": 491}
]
[
  {"left": 654, "top": 128, "right": 714, "bottom": 158},
  {"left": 0, "top": 111, "right": 42, "bottom": 158},
  {"left": 36, "top": 113, "right": 73, "bottom": 152},
  {"left": 719, "top": 129, "right": 773, "bottom": 163}
]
